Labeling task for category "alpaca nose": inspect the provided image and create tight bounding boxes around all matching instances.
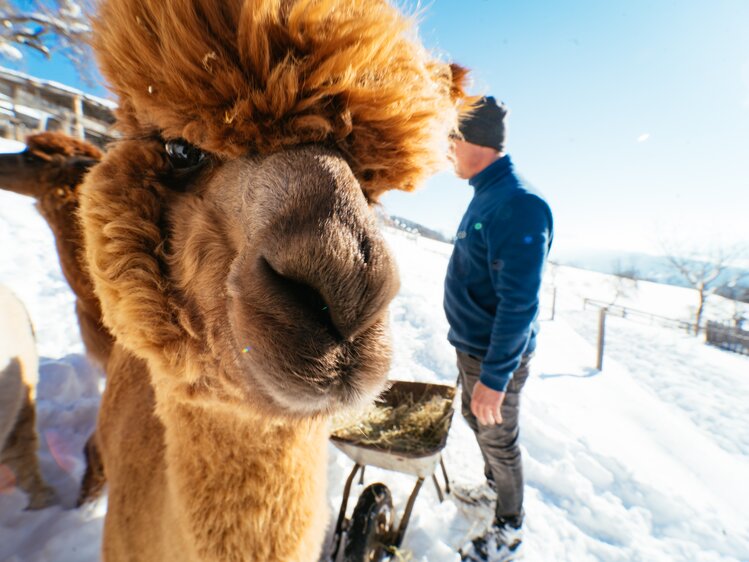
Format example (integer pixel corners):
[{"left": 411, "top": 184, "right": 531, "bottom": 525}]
[
  {"left": 258, "top": 256, "right": 343, "bottom": 340},
  {"left": 246, "top": 146, "right": 399, "bottom": 343},
  {"left": 260, "top": 226, "right": 399, "bottom": 342}
]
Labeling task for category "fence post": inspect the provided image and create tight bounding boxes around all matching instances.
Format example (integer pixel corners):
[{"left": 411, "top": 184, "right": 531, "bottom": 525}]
[
  {"left": 73, "top": 94, "right": 85, "bottom": 140},
  {"left": 596, "top": 308, "right": 607, "bottom": 370},
  {"left": 551, "top": 287, "right": 557, "bottom": 321}
]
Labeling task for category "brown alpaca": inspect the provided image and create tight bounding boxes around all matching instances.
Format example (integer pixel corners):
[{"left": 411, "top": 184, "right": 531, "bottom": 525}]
[
  {"left": 0, "top": 285, "right": 56, "bottom": 509},
  {"left": 0, "top": 133, "right": 113, "bottom": 368},
  {"left": 80, "top": 1, "right": 468, "bottom": 560},
  {"left": 0, "top": 133, "right": 112, "bottom": 507}
]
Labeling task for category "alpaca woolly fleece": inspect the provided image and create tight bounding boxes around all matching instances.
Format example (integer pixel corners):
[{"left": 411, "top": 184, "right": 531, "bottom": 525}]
[{"left": 93, "top": 0, "right": 467, "bottom": 199}]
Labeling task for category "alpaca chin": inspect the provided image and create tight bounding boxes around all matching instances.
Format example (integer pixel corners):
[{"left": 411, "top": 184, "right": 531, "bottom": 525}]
[
  {"left": 248, "top": 365, "right": 385, "bottom": 417},
  {"left": 239, "top": 332, "right": 391, "bottom": 417}
]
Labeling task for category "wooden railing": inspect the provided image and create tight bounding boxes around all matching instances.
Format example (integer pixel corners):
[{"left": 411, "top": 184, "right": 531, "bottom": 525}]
[
  {"left": 582, "top": 298, "right": 693, "bottom": 332},
  {"left": 706, "top": 321, "right": 749, "bottom": 356},
  {"left": 0, "top": 66, "right": 117, "bottom": 149}
]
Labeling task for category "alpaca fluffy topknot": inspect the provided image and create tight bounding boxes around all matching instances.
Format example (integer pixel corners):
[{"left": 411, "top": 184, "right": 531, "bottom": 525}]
[{"left": 93, "top": 0, "right": 468, "bottom": 197}]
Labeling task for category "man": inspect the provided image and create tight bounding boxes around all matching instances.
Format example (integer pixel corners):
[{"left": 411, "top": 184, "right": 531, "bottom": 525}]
[{"left": 444, "top": 96, "right": 553, "bottom": 561}]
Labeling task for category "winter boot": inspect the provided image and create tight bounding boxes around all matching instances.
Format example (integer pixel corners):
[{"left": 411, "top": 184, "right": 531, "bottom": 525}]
[{"left": 459, "top": 515, "right": 523, "bottom": 562}]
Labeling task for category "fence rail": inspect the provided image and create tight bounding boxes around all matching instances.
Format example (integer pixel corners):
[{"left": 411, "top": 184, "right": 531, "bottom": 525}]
[
  {"left": 706, "top": 321, "right": 749, "bottom": 356},
  {"left": 582, "top": 298, "right": 693, "bottom": 332}
]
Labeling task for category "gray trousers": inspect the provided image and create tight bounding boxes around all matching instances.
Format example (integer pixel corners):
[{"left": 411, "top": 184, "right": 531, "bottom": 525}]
[{"left": 456, "top": 350, "right": 531, "bottom": 521}]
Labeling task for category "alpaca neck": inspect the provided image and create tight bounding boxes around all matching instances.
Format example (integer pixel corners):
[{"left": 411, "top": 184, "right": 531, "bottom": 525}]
[
  {"left": 36, "top": 197, "right": 95, "bottom": 309},
  {"left": 36, "top": 196, "right": 113, "bottom": 366},
  {"left": 159, "top": 397, "right": 331, "bottom": 562}
]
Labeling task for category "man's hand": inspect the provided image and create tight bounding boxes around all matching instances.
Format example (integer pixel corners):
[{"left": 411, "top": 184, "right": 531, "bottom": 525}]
[{"left": 471, "top": 381, "right": 506, "bottom": 426}]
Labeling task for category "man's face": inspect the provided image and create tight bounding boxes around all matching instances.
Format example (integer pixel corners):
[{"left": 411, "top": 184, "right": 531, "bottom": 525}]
[
  {"left": 450, "top": 139, "right": 499, "bottom": 180},
  {"left": 450, "top": 139, "right": 473, "bottom": 179}
]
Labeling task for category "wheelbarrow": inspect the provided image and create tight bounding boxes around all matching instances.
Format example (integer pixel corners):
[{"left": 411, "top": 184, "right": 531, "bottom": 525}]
[{"left": 329, "top": 380, "right": 456, "bottom": 562}]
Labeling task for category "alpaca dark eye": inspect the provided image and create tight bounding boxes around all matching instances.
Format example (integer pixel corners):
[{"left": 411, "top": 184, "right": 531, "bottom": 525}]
[{"left": 165, "top": 139, "right": 207, "bottom": 171}]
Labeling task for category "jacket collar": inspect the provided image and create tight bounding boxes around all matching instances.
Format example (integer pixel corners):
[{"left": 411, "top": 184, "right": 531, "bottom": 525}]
[{"left": 469, "top": 154, "right": 513, "bottom": 193}]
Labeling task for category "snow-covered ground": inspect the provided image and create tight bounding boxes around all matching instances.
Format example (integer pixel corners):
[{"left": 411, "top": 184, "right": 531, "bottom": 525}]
[{"left": 1, "top": 182, "right": 748, "bottom": 561}]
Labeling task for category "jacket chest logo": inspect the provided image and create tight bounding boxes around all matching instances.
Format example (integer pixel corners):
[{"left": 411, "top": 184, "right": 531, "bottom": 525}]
[{"left": 456, "top": 222, "right": 483, "bottom": 240}]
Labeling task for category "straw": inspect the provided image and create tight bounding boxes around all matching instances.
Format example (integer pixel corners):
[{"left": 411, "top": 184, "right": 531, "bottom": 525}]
[{"left": 331, "top": 393, "right": 453, "bottom": 453}]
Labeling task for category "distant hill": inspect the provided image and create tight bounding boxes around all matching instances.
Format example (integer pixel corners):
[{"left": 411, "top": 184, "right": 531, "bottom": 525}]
[
  {"left": 552, "top": 248, "right": 749, "bottom": 302},
  {"left": 377, "top": 212, "right": 452, "bottom": 244},
  {"left": 376, "top": 214, "right": 749, "bottom": 303}
]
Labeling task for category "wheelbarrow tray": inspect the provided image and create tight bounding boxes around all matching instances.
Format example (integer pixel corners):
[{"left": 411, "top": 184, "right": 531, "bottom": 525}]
[{"left": 330, "top": 380, "right": 456, "bottom": 479}]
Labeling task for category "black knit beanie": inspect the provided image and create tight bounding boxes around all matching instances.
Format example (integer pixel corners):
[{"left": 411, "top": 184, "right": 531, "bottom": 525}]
[{"left": 457, "top": 96, "right": 508, "bottom": 152}]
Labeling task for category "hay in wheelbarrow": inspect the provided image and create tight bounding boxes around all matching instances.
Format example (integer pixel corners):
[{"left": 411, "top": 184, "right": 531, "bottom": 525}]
[{"left": 331, "top": 392, "right": 454, "bottom": 454}]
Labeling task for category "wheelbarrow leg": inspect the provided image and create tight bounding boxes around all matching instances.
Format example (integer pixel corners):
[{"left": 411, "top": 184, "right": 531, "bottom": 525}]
[
  {"left": 440, "top": 455, "right": 451, "bottom": 495},
  {"left": 430, "top": 455, "right": 451, "bottom": 503},
  {"left": 393, "top": 477, "right": 424, "bottom": 548},
  {"left": 431, "top": 474, "right": 445, "bottom": 502},
  {"left": 331, "top": 463, "right": 362, "bottom": 561}
]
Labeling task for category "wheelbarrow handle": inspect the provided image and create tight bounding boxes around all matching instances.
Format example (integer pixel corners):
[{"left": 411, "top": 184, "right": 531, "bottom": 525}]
[
  {"left": 330, "top": 463, "right": 362, "bottom": 560},
  {"left": 393, "top": 477, "right": 425, "bottom": 548}
]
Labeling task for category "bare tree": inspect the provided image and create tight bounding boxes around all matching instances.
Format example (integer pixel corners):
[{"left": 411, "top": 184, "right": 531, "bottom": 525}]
[
  {"left": 0, "top": 1, "right": 92, "bottom": 73},
  {"left": 719, "top": 273, "right": 749, "bottom": 328},
  {"left": 608, "top": 259, "right": 639, "bottom": 306},
  {"left": 662, "top": 242, "right": 747, "bottom": 335}
]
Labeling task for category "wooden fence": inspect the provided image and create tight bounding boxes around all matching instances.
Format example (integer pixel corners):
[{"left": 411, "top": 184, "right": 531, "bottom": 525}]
[
  {"left": 0, "top": 66, "right": 116, "bottom": 149},
  {"left": 705, "top": 321, "right": 749, "bottom": 356},
  {"left": 582, "top": 298, "right": 693, "bottom": 333}
]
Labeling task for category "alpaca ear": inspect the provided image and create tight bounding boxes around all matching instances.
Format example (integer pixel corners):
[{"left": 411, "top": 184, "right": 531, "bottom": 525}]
[
  {"left": 448, "top": 63, "right": 484, "bottom": 130},
  {"left": 65, "top": 156, "right": 100, "bottom": 188},
  {"left": 67, "top": 156, "right": 100, "bottom": 171},
  {"left": 448, "top": 63, "right": 471, "bottom": 102}
]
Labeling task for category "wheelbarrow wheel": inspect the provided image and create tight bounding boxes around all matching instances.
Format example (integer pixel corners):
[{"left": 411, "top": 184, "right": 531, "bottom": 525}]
[{"left": 344, "top": 482, "right": 394, "bottom": 562}]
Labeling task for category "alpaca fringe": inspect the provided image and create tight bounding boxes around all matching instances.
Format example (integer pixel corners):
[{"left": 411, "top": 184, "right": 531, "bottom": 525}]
[{"left": 93, "top": 0, "right": 469, "bottom": 199}]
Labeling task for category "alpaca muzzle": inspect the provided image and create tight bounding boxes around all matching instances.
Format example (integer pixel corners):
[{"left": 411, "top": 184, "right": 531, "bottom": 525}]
[
  {"left": 259, "top": 225, "right": 399, "bottom": 343},
  {"left": 245, "top": 145, "right": 400, "bottom": 344},
  {"left": 223, "top": 145, "right": 399, "bottom": 411}
]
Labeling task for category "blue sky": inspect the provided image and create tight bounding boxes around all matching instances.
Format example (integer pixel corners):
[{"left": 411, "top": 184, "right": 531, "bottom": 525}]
[
  {"left": 4, "top": 0, "right": 749, "bottom": 257},
  {"left": 388, "top": 0, "right": 749, "bottom": 257}
]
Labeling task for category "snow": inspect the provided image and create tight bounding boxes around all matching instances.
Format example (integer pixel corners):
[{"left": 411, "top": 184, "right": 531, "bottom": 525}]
[
  {"left": 1, "top": 184, "right": 748, "bottom": 561},
  {"left": 0, "top": 138, "right": 24, "bottom": 152},
  {"left": 0, "top": 100, "right": 47, "bottom": 123},
  {"left": 0, "top": 44, "right": 22, "bottom": 62}
]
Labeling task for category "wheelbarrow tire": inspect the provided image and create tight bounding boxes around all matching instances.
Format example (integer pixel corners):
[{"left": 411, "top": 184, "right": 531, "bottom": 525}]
[{"left": 344, "top": 482, "right": 394, "bottom": 562}]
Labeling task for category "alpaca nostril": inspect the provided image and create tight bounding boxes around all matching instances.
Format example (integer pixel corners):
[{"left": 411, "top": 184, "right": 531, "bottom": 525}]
[{"left": 259, "top": 257, "right": 343, "bottom": 342}]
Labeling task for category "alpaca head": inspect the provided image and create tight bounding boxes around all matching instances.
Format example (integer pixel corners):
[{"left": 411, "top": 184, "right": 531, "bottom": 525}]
[
  {"left": 81, "top": 0, "right": 468, "bottom": 417},
  {"left": 0, "top": 132, "right": 101, "bottom": 203}
]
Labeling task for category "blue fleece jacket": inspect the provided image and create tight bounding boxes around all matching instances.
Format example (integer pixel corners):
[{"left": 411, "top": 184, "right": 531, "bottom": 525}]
[{"left": 444, "top": 155, "right": 553, "bottom": 392}]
